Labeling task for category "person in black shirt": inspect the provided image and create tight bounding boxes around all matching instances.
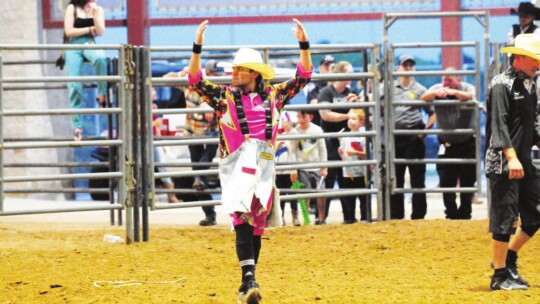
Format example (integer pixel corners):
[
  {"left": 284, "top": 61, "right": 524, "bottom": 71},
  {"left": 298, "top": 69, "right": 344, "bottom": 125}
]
[
  {"left": 485, "top": 34, "right": 540, "bottom": 291},
  {"left": 318, "top": 61, "right": 361, "bottom": 224}
]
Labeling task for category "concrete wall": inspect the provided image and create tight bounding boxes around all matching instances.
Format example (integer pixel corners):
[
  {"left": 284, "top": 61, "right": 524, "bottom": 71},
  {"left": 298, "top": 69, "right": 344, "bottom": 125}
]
[{"left": 1, "top": 1, "right": 65, "bottom": 199}]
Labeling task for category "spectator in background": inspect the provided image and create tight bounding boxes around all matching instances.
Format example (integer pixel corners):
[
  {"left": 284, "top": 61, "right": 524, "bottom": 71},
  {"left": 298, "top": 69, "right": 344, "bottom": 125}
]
[
  {"left": 318, "top": 61, "right": 360, "bottom": 224},
  {"left": 275, "top": 113, "right": 300, "bottom": 226},
  {"left": 185, "top": 60, "right": 221, "bottom": 226},
  {"left": 63, "top": 0, "right": 107, "bottom": 141},
  {"left": 338, "top": 109, "right": 369, "bottom": 223},
  {"left": 421, "top": 67, "right": 476, "bottom": 220},
  {"left": 390, "top": 54, "right": 433, "bottom": 220},
  {"left": 151, "top": 89, "right": 180, "bottom": 203},
  {"left": 306, "top": 55, "right": 336, "bottom": 126},
  {"left": 508, "top": 2, "right": 540, "bottom": 45},
  {"left": 289, "top": 110, "right": 328, "bottom": 224}
]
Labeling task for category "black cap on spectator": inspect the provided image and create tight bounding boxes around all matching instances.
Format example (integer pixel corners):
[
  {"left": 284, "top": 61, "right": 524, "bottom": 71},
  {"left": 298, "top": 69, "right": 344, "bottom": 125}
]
[{"left": 319, "top": 55, "right": 336, "bottom": 66}]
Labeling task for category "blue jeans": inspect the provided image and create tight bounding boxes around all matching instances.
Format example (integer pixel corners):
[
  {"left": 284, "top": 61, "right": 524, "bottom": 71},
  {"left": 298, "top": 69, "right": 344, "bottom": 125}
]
[{"left": 65, "top": 36, "right": 107, "bottom": 129}]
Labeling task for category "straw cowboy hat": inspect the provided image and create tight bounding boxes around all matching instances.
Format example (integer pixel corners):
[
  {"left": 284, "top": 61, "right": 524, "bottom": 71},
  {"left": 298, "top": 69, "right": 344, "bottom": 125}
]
[
  {"left": 218, "top": 48, "right": 276, "bottom": 80},
  {"left": 510, "top": 2, "right": 540, "bottom": 20},
  {"left": 501, "top": 33, "right": 540, "bottom": 60}
]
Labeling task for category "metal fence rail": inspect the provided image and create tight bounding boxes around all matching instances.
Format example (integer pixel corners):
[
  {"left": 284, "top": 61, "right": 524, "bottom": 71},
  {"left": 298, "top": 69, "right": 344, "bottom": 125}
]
[
  {"left": 0, "top": 43, "right": 132, "bottom": 241},
  {"left": 144, "top": 43, "right": 383, "bottom": 225},
  {"left": 384, "top": 37, "right": 483, "bottom": 220}
]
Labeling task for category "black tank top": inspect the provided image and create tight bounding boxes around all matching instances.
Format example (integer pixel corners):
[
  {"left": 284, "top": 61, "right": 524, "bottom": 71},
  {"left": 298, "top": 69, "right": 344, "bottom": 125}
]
[{"left": 74, "top": 17, "right": 94, "bottom": 28}]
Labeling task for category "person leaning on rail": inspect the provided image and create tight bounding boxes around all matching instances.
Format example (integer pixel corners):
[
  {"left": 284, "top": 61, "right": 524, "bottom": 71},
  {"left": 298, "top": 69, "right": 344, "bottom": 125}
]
[
  {"left": 485, "top": 33, "right": 540, "bottom": 291},
  {"left": 187, "top": 19, "right": 313, "bottom": 303},
  {"left": 63, "top": 0, "right": 108, "bottom": 141},
  {"left": 420, "top": 67, "right": 476, "bottom": 220}
]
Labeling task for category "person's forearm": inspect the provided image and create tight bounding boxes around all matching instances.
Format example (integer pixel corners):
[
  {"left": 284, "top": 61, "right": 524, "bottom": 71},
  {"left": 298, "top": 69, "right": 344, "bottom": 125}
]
[
  {"left": 65, "top": 26, "right": 94, "bottom": 38},
  {"left": 299, "top": 48, "right": 311, "bottom": 72},
  {"left": 320, "top": 110, "right": 348, "bottom": 122},
  {"left": 456, "top": 90, "right": 473, "bottom": 101},
  {"left": 420, "top": 91, "right": 435, "bottom": 101},
  {"left": 92, "top": 8, "right": 106, "bottom": 36}
]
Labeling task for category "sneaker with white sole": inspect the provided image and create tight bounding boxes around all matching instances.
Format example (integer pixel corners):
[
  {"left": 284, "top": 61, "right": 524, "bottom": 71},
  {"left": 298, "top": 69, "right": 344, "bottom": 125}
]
[
  {"left": 508, "top": 265, "right": 529, "bottom": 287},
  {"left": 490, "top": 275, "right": 528, "bottom": 291},
  {"left": 238, "top": 280, "right": 262, "bottom": 304}
]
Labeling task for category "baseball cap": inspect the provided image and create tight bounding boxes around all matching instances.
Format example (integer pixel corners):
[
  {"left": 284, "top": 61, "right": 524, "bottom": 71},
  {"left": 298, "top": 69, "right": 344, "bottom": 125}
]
[
  {"left": 204, "top": 59, "right": 225, "bottom": 76},
  {"left": 319, "top": 55, "right": 336, "bottom": 66},
  {"left": 399, "top": 54, "right": 416, "bottom": 66}
]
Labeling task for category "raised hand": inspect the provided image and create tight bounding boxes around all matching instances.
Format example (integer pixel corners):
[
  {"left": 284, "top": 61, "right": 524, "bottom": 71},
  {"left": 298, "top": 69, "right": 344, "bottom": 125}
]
[
  {"left": 291, "top": 18, "right": 308, "bottom": 42},
  {"left": 195, "top": 20, "right": 209, "bottom": 45}
]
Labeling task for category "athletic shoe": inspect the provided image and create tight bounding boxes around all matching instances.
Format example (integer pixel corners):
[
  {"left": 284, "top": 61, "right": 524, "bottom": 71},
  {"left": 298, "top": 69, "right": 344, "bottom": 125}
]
[
  {"left": 490, "top": 275, "right": 528, "bottom": 291},
  {"left": 238, "top": 280, "right": 262, "bottom": 304},
  {"left": 489, "top": 261, "right": 530, "bottom": 287},
  {"left": 508, "top": 265, "right": 529, "bottom": 287}
]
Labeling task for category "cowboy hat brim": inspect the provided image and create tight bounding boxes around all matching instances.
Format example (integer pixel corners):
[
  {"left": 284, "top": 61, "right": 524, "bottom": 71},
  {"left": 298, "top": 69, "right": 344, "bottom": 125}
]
[
  {"left": 218, "top": 62, "right": 276, "bottom": 80},
  {"left": 510, "top": 6, "right": 540, "bottom": 20},
  {"left": 500, "top": 46, "right": 540, "bottom": 61}
]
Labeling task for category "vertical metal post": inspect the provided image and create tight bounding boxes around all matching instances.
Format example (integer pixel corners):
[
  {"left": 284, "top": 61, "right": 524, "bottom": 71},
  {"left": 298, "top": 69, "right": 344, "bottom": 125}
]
[
  {"left": 474, "top": 41, "right": 482, "bottom": 195},
  {"left": 384, "top": 45, "right": 395, "bottom": 221},
  {"left": 132, "top": 47, "right": 141, "bottom": 242},
  {"left": 118, "top": 44, "right": 133, "bottom": 244},
  {"left": 382, "top": 13, "right": 391, "bottom": 221},
  {"left": 107, "top": 57, "right": 115, "bottom": 225},
  {"left": 483, "top": 11, "right": 490, "bottom": 104},
  {"left": 371, "top": 45, "right": 383, "bottom": 222},
  {"left": 141, "top": 46, "right": 150, "bottom": 242},
  {"left": 0, "top": 49, "right": 4, "bottom": 213},
  {"left": 361, "top": 48, "right": 373, "bottom": 222},
  {"left": 147, "top": 48, "right": 156, "bottom": 212}
]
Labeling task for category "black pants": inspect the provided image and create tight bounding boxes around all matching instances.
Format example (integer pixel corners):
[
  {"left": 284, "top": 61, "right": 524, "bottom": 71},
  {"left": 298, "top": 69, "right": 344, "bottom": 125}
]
[
  {"left": 391, "top": 135, "right": 427, "bottom": 219},
  {"left": 436, "top": 137, "right": 476, "bottom": 219},
  {"left": 275, "top": 174, "right": 297, "bottom": 211},
  {"left": 341, "top": 176, "right": 368, "bottom": 222},
  {"left": 189, "top": 142, "right": 219, "bottom": 219},
  {"left": 324, "top": 166, "right": 345, "bottom": 220}
]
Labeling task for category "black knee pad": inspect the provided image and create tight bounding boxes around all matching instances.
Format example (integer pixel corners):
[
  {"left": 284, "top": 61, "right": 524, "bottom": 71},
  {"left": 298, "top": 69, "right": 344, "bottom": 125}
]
[
  {"left": 521, "top": 224, "right": 540, "bottom": 237},
  {"left": 492, "top": 233, "right": 511, "bottom": 242}
]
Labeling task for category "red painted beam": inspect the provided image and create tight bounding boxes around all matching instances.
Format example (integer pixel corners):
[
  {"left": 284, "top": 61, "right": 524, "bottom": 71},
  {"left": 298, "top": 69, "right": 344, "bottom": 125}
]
[
  {"left": 127, "top": 0, "right": 149, "bottom": 45},
  {"left": 441, "top": 0, "right": 462, "bottom": 70}
]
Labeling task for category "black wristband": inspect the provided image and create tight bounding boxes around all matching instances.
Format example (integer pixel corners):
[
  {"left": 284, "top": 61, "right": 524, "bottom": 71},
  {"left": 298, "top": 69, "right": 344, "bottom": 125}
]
[
  {"left": 192, "top": 43, "right": 202, "bottom": 54},
  {"left": 299, "top": 41, "right": 310, "bottom": 50}
]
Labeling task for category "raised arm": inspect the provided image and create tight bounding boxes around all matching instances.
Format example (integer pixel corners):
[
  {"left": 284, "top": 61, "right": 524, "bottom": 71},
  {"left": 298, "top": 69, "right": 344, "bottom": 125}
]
[
  {"left": 291, "top": 18, "right": 312, "bottom": 72},
  {"left": 91, "top": 4, "right": 106, "bottom": 36},
  {"left": 189, "top": 20, "right": 209, "bottom": 79}
]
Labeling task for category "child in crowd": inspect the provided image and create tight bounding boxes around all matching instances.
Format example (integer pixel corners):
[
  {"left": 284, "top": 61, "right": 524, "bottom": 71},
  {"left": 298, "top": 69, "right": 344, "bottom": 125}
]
[
  {"left": 289, "top": 110, "right": 328, "bottom": 224},
  {"left": 338, "top": 108, "right": 369, "bottom": 223},
  {"left": 275, "top": 113, "right": 300, "bottom": 226}
]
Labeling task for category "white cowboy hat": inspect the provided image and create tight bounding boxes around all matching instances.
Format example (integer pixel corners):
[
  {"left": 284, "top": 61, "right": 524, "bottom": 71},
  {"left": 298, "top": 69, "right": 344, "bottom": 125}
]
[
  {"left": 218, "top": 48, "right": 275, "bottom": 80},
  {"left": 501, "top": 33, "right": 540, "bottom": 61}
]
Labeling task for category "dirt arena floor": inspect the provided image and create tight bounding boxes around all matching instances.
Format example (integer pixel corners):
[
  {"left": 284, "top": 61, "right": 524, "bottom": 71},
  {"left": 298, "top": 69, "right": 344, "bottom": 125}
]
[{"left": 1, "top": 220, "right": 539, "bottom": 304}]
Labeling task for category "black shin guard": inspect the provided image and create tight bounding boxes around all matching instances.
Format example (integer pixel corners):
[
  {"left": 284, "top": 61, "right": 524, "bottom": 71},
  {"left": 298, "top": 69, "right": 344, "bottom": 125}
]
[
  {"left": 521, "top": 224, "right": 540, "bottom": 238},
  {"left": 235, "top": 223, "right": 255, "bottom": 282},
  {"left": 253, "top": 235, "right": 262, "bottom": 264},
  {"left": 492, "top": 233, "right": 511, "bottom": 242}
]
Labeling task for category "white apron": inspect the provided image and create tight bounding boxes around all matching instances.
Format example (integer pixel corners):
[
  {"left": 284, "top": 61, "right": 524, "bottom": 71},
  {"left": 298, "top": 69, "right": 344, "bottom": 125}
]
[{"left": 219, "top": 139, "right": 276, "bottom": 214}]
